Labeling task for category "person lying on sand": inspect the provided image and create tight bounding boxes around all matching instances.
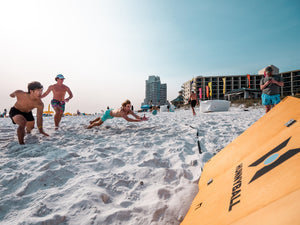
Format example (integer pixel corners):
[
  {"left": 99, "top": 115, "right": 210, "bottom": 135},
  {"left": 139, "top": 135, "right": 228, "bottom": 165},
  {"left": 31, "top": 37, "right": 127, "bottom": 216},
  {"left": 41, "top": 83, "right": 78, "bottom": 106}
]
[
  {"left": 87, "top": 99, "right": 148, "bottom": 129},
  {"left": 9, "top": 81, "right": 49, "bottom": 144}
]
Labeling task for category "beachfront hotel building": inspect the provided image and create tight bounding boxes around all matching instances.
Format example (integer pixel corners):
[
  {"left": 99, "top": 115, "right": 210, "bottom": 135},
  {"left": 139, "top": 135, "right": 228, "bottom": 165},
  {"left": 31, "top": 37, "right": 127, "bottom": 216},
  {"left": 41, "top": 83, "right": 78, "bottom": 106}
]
[
  {"left": 181, "top": 66, "right": 300, "bottom": 103},
  {"left": 182, "top": 79, "right": 194, "bottom": 103},
  {"left": 143, "top": 75, "right": 167, "bottom": 106}
]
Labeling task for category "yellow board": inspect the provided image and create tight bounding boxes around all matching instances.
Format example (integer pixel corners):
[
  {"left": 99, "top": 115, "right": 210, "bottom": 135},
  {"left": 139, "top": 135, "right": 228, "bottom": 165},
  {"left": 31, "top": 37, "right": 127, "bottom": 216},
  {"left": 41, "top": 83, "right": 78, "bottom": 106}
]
[
  {"left": 43, "top": 104, "right": 54, "bottom": 114},
  {"left": 181, "top": 96, "right": 300, "bottom": 225}
]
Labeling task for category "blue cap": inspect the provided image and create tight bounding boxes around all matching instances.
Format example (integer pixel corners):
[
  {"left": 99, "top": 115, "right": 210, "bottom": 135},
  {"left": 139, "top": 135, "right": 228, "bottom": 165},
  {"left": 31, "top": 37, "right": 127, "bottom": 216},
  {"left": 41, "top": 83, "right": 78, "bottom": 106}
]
[{"left": 56, "top": 74, "right": 65, "bottom": 79}]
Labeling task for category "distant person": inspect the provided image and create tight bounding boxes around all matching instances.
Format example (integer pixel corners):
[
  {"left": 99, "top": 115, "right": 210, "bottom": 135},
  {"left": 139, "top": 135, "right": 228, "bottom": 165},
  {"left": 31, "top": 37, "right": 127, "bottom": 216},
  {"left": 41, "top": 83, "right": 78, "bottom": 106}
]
[
  {"left": 188, "top": 90, "right": 199, "bottom": 116},
  {"left": 42, "top": 74, "right": 73, "bottom": 129},
  {"left": 77, "top": 109, "right": 81, "bottom": 116},
  {"left": 9, "top": 81, "right": 49, "bottom": 144},
  {"left": 3, "top": 108, "right": 7, "bottom": 117},
  {"left": 1, "top": 109, "right": 7, "bottom": 117},
  {"left": 260, "top": 66, "right": 284, "bottom": 113},
  {"left": 149, "top": 100, "right": 153, "bottom": 111},
  {"left": 167, "top": 100, "right": 170, "bottom": 112},
  {"left": 87, "top": 99, "right": 148, "bottom": 129}
]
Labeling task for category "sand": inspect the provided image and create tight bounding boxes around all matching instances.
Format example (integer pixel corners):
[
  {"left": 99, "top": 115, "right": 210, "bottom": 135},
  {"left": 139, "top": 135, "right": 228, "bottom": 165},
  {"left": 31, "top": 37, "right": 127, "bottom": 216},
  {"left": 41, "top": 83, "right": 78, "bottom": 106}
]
[{"left": 0, "top": 106, "right": 264, "bottom": 224}]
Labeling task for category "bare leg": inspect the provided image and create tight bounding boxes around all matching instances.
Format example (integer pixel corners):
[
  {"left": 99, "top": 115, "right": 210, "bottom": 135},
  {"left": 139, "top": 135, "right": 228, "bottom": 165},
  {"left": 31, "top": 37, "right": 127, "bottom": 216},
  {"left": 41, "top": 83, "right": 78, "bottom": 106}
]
[
  {"left": 191, "top": 107, "right": 196, "bottom": 116},
  {"left": 89, "top": 117, "right": 101, "bottom": 124},
  {"left": 54, "top": 107, "right": 63, "bottom": 129},
  {"left": 265, "top": 105, "right": 271, "bottom": 113},
  {"left": 26, "top": 121, "right": 35, "bottom": 134},
  {"left": 87, "top": 119, "right": 104, "bottom": 129},
  {"left": 12, "top": 115, "right": 27, "bottom": 144}
]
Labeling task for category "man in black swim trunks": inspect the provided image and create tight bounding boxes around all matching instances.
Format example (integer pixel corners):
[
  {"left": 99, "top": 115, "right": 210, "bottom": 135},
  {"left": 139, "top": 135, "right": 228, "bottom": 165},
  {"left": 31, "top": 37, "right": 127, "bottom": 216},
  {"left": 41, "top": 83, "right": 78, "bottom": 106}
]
[
  {"left": 9, "top": 81, "right": 49, "bottom": 144},
  {"left": 188, "top": 90, "right": 199, "bottom": 116}
]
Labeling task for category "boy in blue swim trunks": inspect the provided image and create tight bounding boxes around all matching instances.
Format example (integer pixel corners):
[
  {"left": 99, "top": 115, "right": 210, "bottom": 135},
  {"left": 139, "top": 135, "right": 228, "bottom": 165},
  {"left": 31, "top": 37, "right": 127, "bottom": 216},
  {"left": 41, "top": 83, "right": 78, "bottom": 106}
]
[
  {"left": 260, "top": 66, "right": 284, "bottom": 113},
  {"left": 87, "top": 100, "right": 148, "bottom": 129}
]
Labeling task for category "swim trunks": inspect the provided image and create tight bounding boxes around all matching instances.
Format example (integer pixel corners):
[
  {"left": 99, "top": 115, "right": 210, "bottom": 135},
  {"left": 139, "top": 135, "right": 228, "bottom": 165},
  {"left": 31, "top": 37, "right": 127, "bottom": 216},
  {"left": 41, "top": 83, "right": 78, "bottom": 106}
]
[
  {"left": 261, "top": 93, "right": 281, "bottom": 106},
  {"left": 9, "top": 107, "right": 34, "bottom": 124},
  {"left": 101, "top": 109, "right": 114, "bottom": 122},
  {"left": 51, "top": 99, "right": 66, "bottom": 112},
  {"left": 191, "top": 100, "right": 197, "bottom": 108}
]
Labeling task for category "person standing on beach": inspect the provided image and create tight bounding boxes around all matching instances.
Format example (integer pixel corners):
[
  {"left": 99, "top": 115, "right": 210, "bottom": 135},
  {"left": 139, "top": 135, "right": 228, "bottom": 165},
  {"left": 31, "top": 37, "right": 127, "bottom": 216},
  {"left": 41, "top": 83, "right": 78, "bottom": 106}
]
[
  {"left": 167, "top": 100, "right": 170, "bottom": 112},
  {"left": 41, "top": 74, "right": 73, "bottom": 129},
  {"left": 188, "top": 90, "right": 199, "bottom": 116},
  {"left": 260, "top": 66, "right": 284, "bottom": 113},
  {"left": 2, "top": 109, "right": 7, "bottom": 117},
  {"left": 9, "top": 81, "right": 49, "bottom": 144},
  {"left": 87, "top": 99, "right": 148, "bottom": 129}
]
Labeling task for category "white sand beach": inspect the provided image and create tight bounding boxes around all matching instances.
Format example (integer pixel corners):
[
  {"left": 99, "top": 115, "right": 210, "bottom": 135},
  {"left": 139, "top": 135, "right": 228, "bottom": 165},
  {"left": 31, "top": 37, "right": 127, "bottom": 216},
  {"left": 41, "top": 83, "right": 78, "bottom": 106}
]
[{"left": 0, "top": 106, "right": 264, "bottom": 225}]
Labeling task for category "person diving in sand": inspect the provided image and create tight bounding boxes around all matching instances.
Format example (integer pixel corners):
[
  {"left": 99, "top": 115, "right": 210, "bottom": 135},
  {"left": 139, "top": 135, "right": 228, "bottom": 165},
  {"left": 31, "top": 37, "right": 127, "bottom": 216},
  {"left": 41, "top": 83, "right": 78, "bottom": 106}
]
[
  {"left": 9, "top": 81, "right": 49, "bottom": 144},
  {"left": 41, "top": 74, "right": 73, "bottom": 129},
  {"left": 87, "top": 99, "right": 148, "bottom": 129}
]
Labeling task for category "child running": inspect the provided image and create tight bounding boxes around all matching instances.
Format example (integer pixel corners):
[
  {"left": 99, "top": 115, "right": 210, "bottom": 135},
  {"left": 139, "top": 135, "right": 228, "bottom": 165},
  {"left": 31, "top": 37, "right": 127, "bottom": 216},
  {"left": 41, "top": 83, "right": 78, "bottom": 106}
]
[
  {"left": 260, "top": 66, "right": 284, "bottom": 113},
  {"left": 87, "top": 99, "right": 148, "bottom": 129}
]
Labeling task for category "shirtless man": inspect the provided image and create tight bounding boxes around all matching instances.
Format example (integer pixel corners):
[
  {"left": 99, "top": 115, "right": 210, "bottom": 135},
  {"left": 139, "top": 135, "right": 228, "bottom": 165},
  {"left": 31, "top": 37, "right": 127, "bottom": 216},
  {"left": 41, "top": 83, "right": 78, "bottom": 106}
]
[
  {"left": 9, "top": 81, "right": 49, "bottom": 144},
  {"left": 87, "top": 99, "right": 148, "bottom": 129},
  {"left": 188, "top": 90, "right": 199, "bottom": 116},
  {"left": 42, "top": 74, "right": 73, "bottom": 129}
]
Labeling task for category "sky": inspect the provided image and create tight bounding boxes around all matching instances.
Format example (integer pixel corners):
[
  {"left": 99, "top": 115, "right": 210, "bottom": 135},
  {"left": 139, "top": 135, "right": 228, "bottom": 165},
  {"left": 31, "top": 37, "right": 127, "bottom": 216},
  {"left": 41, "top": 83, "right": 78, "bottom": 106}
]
[{"left": 1, "top": 0, "right": 300, "bottom": 113}]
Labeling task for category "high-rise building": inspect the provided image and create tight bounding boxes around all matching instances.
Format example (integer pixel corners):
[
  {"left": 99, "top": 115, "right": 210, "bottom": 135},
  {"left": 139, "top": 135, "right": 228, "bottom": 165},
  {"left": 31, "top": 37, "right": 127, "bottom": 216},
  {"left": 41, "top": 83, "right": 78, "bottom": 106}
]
[
  {"left": 160, "top": 83, "right": 167, "bottom": 105},
  {"left": 143, "top": 75, "right": 167, "bottom": 106}
]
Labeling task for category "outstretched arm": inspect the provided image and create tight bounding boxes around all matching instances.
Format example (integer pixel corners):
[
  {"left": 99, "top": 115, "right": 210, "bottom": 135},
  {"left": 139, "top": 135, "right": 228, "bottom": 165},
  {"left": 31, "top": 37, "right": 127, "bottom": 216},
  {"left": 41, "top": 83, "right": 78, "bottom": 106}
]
[
  {"left": 129, "top": 110, "right": 141, "bottom": 120},
  {"left": 122, "top": 114, "right": 142, "bottom": 122},
  {"left": 41, "top": 86, "right": 53, "bottom": 98},
  {"left": 124, "top": 111, "right": 148, "bottom": 122}
]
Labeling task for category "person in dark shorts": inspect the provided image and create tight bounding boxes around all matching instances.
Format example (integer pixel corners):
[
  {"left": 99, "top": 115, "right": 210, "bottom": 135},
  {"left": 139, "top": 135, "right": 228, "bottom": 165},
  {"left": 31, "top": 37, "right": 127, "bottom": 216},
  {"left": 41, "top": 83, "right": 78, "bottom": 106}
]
[
  {"left": 191, "top": 99, "right": 197, "bottom": 107},
  {"left": 9, "top": 107, "right": 34, "bottom": 123},
  {"left": 188, "top": 90, "right": 199, "bottom": 116},
  {"left": 41, "top": 74, "right": 73, "bottom": 129},
  {"left": 9, "top": 81, "right": 49, "bottom": 144},
  {"left": 260, "top": 66, "right": 284, "bottom": 113}
]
